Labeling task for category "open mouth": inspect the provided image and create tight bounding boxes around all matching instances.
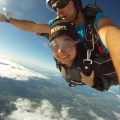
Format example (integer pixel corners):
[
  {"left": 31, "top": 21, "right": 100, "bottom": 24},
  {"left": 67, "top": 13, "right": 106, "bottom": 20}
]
[
  {"left": 60, "top": 56, "right": 67, "bottom": 59},
  {"left": 62, "top": 16, "right": 67, "bottom": 20},
  {"left": 60, "top": 14, "right": 66, "bottom": 20},
  {"left": 59, "top": 55, "right": 69, "bottom": 61}
]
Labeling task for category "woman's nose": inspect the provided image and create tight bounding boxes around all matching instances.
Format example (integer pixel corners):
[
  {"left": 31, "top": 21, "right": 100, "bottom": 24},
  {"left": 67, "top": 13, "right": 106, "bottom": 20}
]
[{"left": 58, "top": 47, "right": 64, "bottom": 53}]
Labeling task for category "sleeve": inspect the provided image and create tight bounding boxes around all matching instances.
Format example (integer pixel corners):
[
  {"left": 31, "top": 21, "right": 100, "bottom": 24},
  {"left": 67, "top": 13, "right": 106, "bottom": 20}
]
[
  {"left": 92, "top": 56, "right": 119, "bottom": 92},
  {"left": 95, "top": 13, "right": 109, "bottom": 54},
  {"left": 92, "top": 75, "right": 118, "bottom": 92},
  {"left": 49, "top": 16, "right": 62, "bottom": 26},
  {"left": 40, "top": 19, "right": 55, "bottom": 39},
  {"left": 49, "top": 19, "right": 55, "bottom": 26},
  {"left": 43, "top": 17, "right": 61, "bottom": 39},
  {"left": 95, "top": 12, "right": 107, "bottom": 27},
  {"left": 92, "top": 76, "right": 106, "bottom": 91}
]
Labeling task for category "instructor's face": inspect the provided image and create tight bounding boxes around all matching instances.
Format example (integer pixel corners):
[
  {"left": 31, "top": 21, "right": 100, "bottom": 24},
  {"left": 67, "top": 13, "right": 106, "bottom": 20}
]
[
  {"left": 52, "top": 0, "right": 76, "bottom": 22},
  {"left": 52, "top": 35, "right": 76, "bottom": 68}
]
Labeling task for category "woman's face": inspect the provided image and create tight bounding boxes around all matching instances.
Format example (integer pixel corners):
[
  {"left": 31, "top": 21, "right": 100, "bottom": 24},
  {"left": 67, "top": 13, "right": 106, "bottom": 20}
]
[{"left": 51, "top": 35, "right": 77, "bottom": 68}]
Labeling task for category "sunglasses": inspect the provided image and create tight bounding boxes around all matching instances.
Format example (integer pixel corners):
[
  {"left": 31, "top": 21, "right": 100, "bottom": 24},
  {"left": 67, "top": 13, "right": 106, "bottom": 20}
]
[
  {"left": 49, "top": 38, "right": 79, "bottom": 53},
  {"left": 52, "top": 0, "right": 70, "bottom": 11}
]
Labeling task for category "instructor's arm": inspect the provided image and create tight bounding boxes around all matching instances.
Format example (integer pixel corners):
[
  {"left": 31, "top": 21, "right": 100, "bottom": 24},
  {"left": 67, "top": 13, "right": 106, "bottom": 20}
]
[
  {"left": 98, "top": 17, "right": 120, "bottom": 84},
  {"left": 0, "top": 13, "right": 50, "bottom": 33}
]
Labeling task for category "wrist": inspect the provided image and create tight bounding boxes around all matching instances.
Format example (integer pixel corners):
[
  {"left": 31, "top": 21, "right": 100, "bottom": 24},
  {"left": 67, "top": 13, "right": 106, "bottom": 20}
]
[
  {"left": 5, "top": 12, "right": 12, "bottom": 23},
  {"left": 92, "top": 77, "right": 105, "bottom": 91}
]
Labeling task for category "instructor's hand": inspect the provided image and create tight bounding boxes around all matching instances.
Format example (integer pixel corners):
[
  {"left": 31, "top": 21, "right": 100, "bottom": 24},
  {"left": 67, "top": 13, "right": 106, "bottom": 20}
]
[{"left": 80, "top": 71, "right": 95, "bottom": 86}]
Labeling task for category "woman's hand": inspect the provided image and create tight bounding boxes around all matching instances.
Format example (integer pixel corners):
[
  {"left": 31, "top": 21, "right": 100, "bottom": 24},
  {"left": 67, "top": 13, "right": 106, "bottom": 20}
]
[{"left": 80, "top": 71, "right": 95, "bottom": 86}]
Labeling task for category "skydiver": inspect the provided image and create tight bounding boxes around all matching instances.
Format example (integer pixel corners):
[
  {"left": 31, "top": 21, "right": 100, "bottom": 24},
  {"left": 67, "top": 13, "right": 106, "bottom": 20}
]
[{"left": 0, "top": 0, "right": 120, "bottom": 84}]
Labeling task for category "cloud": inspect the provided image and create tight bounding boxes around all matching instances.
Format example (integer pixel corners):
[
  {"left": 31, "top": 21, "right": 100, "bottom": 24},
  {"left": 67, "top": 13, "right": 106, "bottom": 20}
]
[
  {"left": 113, "top": 111, "right": 120, "bottom": 120},
  {"left": 0, "top": 56, "right": 49, "bottom": 80},
  {"left": 4, "top": 98, "right": 77, "bottom": 120},
  {"left": 116, "top": 95, "right": 120, "bottom": 100},
  {"left": 88, "top": 110, "right": 107, "bottom": 120},
  {"left": 108, "top": 90, "right": 115, "bottom": 93}
]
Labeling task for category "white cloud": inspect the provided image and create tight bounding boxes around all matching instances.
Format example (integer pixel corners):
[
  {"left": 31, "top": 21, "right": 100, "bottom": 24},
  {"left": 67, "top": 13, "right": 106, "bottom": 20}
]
[
  {"left": 88, "top": 110, "right": 106, "bottom": 120},
  {"left": 116, "top": 95, "right": 120, "bottom": 100},
  {"left": 0, "top": 56, "right": 49, "bottom": 80},
  {"left": 54, "top": 73, "right": 61, "bottom": 76},
  {"left": 4, "top": 98, "right": 77, "bottom": 120},
  {"left": 113, "top": 111, "right": 120, "bottom": 120},
  {"left": 108, "top": 90, "right": 116, "bottom": 93}
]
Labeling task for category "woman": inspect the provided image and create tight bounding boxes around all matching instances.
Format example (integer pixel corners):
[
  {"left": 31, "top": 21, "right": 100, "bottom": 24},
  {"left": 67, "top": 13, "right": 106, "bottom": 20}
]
[{"left": 49, "top": 20, "right": 118, "bottom": 91}]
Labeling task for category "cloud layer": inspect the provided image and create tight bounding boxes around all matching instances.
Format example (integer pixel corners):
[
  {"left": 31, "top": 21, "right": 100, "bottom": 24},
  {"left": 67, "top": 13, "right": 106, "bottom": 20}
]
[
  {"left": 88, "top": 110, "right": 106, "bottom": 120},
  {"left": 0, "top": 56, "right": 49, "bottom": 80},
  {"left": 1, "top": 98, "right": 120, "bottom": 120},
  {"left": 5, "top": 98, "right": 77, "bottom": 120}
]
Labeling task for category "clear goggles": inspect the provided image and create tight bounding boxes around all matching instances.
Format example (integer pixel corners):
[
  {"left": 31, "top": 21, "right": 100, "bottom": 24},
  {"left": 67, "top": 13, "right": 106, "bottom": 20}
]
[
  {"left": 49, "top": 38, "right": 79, "bottom": 53},
  {"left": 51, "top": 0, "right": 70, "bottom": 11}
]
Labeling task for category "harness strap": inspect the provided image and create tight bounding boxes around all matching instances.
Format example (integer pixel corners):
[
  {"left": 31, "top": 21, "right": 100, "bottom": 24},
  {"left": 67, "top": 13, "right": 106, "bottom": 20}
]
[
  {"left": 81, "top": 4, "right": 104, "bottom": 76},
  {"left": 82, "top": 49, "right": 93, "bottom": 76}
]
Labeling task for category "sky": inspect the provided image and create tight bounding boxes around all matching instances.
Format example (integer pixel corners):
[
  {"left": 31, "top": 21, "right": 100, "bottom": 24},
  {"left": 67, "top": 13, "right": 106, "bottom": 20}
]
[{"left": 0, "top": 0, "right": 120, "bottom": 72}]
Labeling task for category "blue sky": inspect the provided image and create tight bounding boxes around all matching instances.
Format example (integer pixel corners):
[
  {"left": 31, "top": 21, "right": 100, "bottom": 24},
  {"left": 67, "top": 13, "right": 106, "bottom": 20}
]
[{"left": 0, "top": 0, "right": 120, "bottom": 72}]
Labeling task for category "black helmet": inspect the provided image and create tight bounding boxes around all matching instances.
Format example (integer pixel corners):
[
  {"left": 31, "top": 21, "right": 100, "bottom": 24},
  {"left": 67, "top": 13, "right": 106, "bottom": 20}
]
[
  {"left": 46, "top": 0, "right": 82, "bottom": 11},
  {"left": 46, "top": 0, "right": 56, "bottom": 11},
  {"left": 49, "top": 20, "right": 79, "bottom": 41},
  {"left": 73, "top": 0, "right": 82, "bottom": 11}
]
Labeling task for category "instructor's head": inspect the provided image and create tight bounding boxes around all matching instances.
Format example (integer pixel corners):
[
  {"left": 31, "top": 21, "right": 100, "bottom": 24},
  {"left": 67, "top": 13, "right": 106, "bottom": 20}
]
[
  {"left": 46, "top": 0, "right": 82, "bottom": 22},
  {"left": 49, "top": 20, "right": 79, "bottom": 68}
]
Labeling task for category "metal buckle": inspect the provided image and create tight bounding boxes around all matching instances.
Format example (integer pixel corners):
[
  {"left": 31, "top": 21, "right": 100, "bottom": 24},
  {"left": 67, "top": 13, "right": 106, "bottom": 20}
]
[
  {"left": 69, "top": 80, "right": 83, "bottom": 87},
  {"left": 82, "top": 49, "right": 93, "bottom": 76},
  {"left": 83, "top": 49, "right": 92, "bottom": 64}
]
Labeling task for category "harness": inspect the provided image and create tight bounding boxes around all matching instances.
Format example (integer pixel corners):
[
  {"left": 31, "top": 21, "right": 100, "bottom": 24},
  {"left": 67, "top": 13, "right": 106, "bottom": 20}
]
[
  {"left": 55, "top": 4, "right": 107, "bottom": 87},
  {"left": 55, "top": 54, "right": 85, "bottom": 87},
  {"left": 81, "top": 4, "right": 105, "bottom": 76},
  {"left": 42, "top": 4, "right": 107, "bottom": 87}
]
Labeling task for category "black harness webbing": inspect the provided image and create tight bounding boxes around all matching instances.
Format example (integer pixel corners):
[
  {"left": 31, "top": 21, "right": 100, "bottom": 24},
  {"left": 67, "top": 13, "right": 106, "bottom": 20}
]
[
  {"left": 81, "top": 4, "right": 103, "bottom": 76},
  {"left": 42, "top": 4, "right": 106, "bottom": 87}
]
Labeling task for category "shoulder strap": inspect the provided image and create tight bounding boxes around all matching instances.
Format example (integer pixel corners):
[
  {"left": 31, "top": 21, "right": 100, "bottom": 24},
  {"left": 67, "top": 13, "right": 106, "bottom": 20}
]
[
  {"left": 54, "top": 58, "right": 85, "bottom": 87},
  {"left": 81, "top": 4, "right": 103, "bottom": 51},
  {"left": 81, "top": 4, "right": 104, "bottom": 76},
  {"left": 81, "top": 4, "right": 103, "bottom": 17}
]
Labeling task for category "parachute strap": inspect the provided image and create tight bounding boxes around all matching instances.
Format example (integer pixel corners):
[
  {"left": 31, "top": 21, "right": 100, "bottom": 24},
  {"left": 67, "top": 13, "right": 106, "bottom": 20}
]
[
  {"left": 69, "top": 80, "right": 84, "bottom": 87},
  {"left": 82, "top": 4, "right": 103, "bottom": 51},
  {"left": 85, "top": 17, "right": 96, "bottom": 51},
  {"left": 82, "top": 17, "right": 95, "bottom": 76},
  {"left": 81, "top": 4, "right": 103, "bottom": 76},
  {"left": 82, "top": 49, "right": 93, "bottom": 76}
]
